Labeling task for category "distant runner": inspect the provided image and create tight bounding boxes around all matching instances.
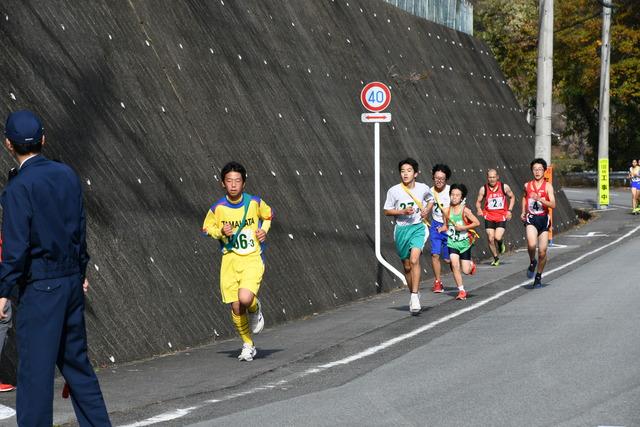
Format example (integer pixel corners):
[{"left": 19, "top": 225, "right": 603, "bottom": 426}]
[
  {"left": 475, "top": 169, "right": 515, "bottom": 266},
  {"left": 628, "top": 159, "right": 640, "bottom": 214},
  {"left": 521, "top": 158, "right": 556, "bottom": 288}
]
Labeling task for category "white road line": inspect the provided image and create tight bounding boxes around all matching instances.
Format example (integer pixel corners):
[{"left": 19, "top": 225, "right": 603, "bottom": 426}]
[
  {"left": 120, "top": 224, "right": 640, "bottom": 426},
  {"left": 0, "top": 404, "right": 16, "bottom": 420},
  {"left": 321, "top": 224, "right": 640, "bottom": 368},
  {"left": 516, "top": 244, "right": 573, "bottom": 252},
  {"left": 548, "top": 243, "right": 568, "bottom": 248},
  {"left": 119, "top": 407, "right": 199, "bottom": 427}
]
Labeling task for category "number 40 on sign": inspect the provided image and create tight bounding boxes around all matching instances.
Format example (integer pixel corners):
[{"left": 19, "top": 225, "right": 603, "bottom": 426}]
[{"left": 360, "top": 82, "right": 391, "bottom": 123}]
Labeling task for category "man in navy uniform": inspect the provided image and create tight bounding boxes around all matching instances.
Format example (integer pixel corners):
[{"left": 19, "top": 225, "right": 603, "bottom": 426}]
[{"left": 0, "top": 110, "right": 110, "bottom": 426}]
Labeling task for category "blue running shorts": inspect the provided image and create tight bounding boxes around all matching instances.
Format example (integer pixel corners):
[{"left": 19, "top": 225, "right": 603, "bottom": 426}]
[{"left": 429, "top": 220, "right": 450, "bottom": 261}]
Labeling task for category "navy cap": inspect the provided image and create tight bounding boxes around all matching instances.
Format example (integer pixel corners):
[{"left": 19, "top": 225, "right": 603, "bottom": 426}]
[{"left": 4, "top": 110, "right": 44, "bottom": 144}]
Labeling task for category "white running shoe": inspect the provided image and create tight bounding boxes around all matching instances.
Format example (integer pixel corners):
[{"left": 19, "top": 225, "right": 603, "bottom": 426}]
[
  {"left": 237, "top": 343, "right": 257, "bottom": 361},
  {"left": 409, "top": 292, "right": 421, "bottom": 314},
  {"left": 248, "top": 299, "right": 264, "bottom": 334}
]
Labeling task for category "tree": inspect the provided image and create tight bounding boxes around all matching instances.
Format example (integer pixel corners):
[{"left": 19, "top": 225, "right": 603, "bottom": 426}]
[{"left": 474, "top": 0, "right": 640, "bottom": 169}]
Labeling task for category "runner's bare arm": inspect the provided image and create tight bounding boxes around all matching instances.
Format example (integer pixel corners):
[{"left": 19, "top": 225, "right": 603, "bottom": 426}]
[
  {"left": 426, "top": 200, "right": 434, "bottom": 213},
  {"left": 461, "top": 207, "right": 480, "bottom": 230},
  {"left": 545, "top": 183, "right": 557, "bottom": 209},
  {"left": 475, "top": 186, "right": 485, "bottom": 217},
  {"left": 521, "top": 185, "right": 528, "bottom": 221},
  {"left": 420, "top": 200, "right": 432, "bottom": 219},
  {"left": 384, "top": 207, "right": 414, "bottom": 216},
  {"left": 504, "top": 184, "right": 515, "bottom": 219},
  {"left": 442, "top": 207, "right": 450, "bottom": 229}
]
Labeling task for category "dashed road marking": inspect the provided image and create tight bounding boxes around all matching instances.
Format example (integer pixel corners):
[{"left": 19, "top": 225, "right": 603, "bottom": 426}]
[{"left": 118, "top": 224, "right": 640, "bottom": 426}]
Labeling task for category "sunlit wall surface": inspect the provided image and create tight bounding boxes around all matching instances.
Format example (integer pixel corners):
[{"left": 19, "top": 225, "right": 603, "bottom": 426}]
[{"left": 384, "top": 0, "right": 473, "bottom": 34}]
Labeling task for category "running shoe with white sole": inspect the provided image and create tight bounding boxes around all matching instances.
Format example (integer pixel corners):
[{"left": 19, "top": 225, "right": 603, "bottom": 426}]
[
  {"left": 455, "top": 289, "right": 467, "bottom": 300},
  {"left": 248, "top": 299, "right": 264, "bottom": 334},
  {"left": 0, "top": 383, "right": 15, "bottom": 392},
  {"left": 409, "top": 292, "right": 421, "bottom": 314},
  {"left": 237, "top": 343, "right": 257, "bottom": 361}
]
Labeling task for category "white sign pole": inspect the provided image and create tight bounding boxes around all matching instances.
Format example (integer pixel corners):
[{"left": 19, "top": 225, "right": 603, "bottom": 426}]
[{"left": 374, "top": 122, "right": 407, "bottom": 285}]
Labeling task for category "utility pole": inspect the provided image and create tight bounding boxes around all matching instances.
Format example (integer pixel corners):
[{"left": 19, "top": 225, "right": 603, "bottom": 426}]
[
  {"left": 597, "top": 1, "right": 613, "bottom": 209},
  {"left": 535, "top": 0, "right": 554, "bottom": 165}
]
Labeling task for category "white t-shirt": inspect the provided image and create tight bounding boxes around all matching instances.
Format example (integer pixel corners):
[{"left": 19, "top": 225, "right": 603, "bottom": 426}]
[
  {"left": 384, "top": 182, "right": 431, "bottom": 227},
  {"left": 428, "top": 184, "right": 450, "bottom": 224}
]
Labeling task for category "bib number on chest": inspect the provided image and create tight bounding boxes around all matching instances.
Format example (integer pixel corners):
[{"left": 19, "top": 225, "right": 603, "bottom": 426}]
[
  {"left": 447, "top": 223, "right": 468, "bottom": 241},
  {"left": 399, "top": 202, "right": 415, "bottom": 210},
  {"left": 487, "top": 196, "right": 505, "bottom": 210},
  {"left": 232, "top": 228, "right": 256, "bottom": 254},
  {"left": 528, "top": 197, "right": 544, "bottom": 214}
]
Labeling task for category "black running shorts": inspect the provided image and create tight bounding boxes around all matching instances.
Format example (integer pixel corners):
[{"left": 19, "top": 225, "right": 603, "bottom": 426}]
[
  {"left": 485, "top": 219, "right": 507, "bottom": 230},
  {"left": 524, "top": 214, "right": 550, "bottom": 234},
  {"left": 448, "top": 246, "right": 472, "bottom": 260}
]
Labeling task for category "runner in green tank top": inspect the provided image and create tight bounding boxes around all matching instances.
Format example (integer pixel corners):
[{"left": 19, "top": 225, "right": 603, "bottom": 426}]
[{"left": 444, "top": 184, "right": 480, "bottom": 300}]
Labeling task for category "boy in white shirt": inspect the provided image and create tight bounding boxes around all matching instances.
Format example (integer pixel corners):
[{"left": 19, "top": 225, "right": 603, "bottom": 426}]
[
  {"left": 425, "top": 164, "right": 452, "bottom": 293},
  {"left": 384, "top": 158, "right": 431, "bottom": 314}
]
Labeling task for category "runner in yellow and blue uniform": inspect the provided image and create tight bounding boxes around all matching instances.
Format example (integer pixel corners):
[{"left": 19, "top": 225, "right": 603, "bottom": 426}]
[{"left": 202, "top": 162, "right": 273, "bottom": 361}]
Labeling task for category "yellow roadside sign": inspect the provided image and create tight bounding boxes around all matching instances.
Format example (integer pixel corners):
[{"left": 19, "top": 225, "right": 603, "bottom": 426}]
[{"left": 598, "top": 158, "right": 610, "bottom": 206}]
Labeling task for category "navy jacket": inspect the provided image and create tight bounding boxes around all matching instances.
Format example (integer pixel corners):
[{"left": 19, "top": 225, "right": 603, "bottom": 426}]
[{"left": 0, "top": 155, "right": 89, "bottom": 297}]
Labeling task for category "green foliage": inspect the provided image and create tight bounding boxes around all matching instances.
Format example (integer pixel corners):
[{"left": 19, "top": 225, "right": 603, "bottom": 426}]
[
  {"left": 474, "top": 0, "right": 640, "bottom": 169},
  {"left": 474, "top": 0, "right": 539, "bottom": 105}
]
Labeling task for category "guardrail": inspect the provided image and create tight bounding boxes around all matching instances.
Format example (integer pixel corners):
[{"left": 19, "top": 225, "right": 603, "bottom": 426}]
[{"left": 560, "top": 171, "right": 632, "bottom": 187}]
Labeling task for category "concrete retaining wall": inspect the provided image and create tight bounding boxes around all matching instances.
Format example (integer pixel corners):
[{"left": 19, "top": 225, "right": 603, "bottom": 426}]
[{"left": 0, "top": 0, "right": 576, "bottom": 376}]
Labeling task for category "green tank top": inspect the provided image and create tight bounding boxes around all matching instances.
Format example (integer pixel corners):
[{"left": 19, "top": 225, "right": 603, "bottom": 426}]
[{"left": 447, "top": 207, "right": 471, "bottom": 252}]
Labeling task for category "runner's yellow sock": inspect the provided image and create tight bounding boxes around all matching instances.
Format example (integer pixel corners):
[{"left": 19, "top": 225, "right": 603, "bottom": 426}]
[
  {"left": 231, "top": 311, "right": 253, "bottom": 346},
  {"left": 247, "top": 296, "right": 258, "bottom": 314}
]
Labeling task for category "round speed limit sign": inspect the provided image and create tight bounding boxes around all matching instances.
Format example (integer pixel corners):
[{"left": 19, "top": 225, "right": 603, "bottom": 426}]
[{"left": 360, "top": 82, "right": 391, "bottom": 112}]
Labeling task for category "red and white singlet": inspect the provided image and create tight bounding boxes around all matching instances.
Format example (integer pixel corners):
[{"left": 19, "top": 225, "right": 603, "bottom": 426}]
[
  {"left": 525, "top": 180, "right": 550, "bottom": 216},
  {"left": 483, "top": 182, "right": 508, "bottom": 222}
]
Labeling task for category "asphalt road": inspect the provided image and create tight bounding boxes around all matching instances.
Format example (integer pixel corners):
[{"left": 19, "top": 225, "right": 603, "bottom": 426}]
[
  {"left": 1, "top": 187, "right": 639, "bottom": 427},
  {"left": 179, "top": 189, "right": 640, "bottom": 427},
  {"left": 194, "top": 208, "right": 640, "bottom": 426}
]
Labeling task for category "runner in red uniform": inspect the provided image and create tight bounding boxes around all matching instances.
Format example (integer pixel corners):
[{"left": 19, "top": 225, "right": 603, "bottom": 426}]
[
  {"left": 521, "top": 158, "right": 556, "bottom": 288},
  {"left": 475, "top": 169, "right": 515, "bottom": 266}
]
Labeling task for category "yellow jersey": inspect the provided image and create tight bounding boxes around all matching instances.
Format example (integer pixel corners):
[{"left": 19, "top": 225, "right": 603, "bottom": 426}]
[{"left": 202, "top": 193, "right": 273, "bottom": 255}]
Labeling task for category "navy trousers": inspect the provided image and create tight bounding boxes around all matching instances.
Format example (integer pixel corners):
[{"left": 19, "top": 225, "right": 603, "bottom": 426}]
[{"left": 16, "top": 273, "right": 110, "bottom": 427}]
